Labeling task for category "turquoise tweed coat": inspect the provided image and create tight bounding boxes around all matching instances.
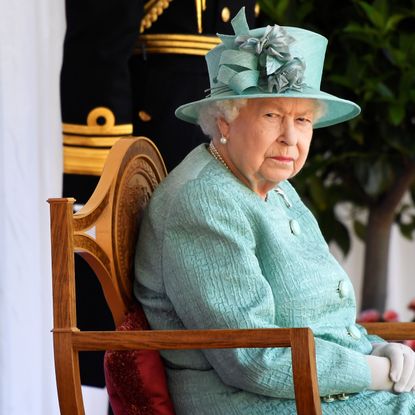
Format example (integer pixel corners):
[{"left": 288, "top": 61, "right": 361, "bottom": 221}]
[{"left": 134, "top": 144, "right": 415, "bottom": 414}]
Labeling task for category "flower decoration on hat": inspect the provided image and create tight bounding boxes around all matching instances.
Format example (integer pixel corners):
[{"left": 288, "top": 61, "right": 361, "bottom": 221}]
[
  {"left": 212, "top": 8, "right": 306, "bottom": 96},
  {"left": 176, "top": 7, "right": 361, "bottom": 129}
]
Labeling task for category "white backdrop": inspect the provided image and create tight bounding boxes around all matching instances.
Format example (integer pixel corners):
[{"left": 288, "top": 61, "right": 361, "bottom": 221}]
[
  {"left": 0, "top": 0, "right": 64, "bottom": 414},
  {"left": 0, "top": 1, "right": 414, "bottom": 414},
  {"left": 332, "top": 208, "right": 415, "bottom": 323}
]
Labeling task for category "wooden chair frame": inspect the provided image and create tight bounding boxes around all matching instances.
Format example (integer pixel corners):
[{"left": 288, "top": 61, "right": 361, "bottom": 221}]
[{"left": 49, "top": 137, "right": 415, "bottom": 415}]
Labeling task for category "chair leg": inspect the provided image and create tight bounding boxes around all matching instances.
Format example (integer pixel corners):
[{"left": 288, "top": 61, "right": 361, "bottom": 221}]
[{"left": 54, "top": 332, "right": 85, "bottom": 415}]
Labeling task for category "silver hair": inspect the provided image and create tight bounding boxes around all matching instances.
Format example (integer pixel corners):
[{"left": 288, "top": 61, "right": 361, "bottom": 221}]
[
  {"left": 197, "top": 98, "right": 326, "bottom": 139},
  {"left": 198, "top": 99, "right": 248, "bottom": 139},
  {"left": 314, "top": 100, "right": 327, "bottom": 124}
]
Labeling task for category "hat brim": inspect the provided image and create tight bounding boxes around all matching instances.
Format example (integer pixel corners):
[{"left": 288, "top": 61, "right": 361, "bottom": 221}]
[{"left": 175, "top": 86, "right": 360, "bottom": 129}]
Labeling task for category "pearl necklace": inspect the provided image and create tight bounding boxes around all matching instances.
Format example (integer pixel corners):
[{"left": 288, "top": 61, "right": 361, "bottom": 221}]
[{"left": 208, "top": 141, "right": 230, "bottom": 171}]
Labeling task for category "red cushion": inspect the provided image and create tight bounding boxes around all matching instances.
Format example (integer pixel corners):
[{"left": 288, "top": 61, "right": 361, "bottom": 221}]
[{"left": 104, "top": 304, "right": 175, "bottom": 415}]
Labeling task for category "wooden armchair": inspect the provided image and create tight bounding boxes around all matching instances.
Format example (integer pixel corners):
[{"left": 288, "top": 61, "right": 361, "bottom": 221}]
[{"left": 48, "top": 137, "right": 415, "bottom": 415}]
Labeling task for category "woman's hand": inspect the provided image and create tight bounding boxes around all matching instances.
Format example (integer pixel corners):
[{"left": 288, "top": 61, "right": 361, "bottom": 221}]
[
  {"left": 371, "top": 343, "right": 415, "bottom": 392},
  {"left": 366, "top": 355, "right": 393, "bottom": 391}
]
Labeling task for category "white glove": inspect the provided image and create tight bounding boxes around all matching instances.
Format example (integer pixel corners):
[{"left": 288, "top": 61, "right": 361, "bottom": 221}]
[
  {"left": 366, "top": 355, "right": 394, "bottom": 391},
  {"left": 371, "top": 342, "right": 415, "bottom": 393}
]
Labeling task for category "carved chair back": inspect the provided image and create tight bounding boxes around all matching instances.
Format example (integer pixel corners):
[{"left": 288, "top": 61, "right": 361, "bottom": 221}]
[{"left": 49, "top": 137, "right": 167, "bottom": 413}]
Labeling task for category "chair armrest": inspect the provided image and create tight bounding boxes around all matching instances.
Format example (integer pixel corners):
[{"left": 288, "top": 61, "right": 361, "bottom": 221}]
[
  {"left": 68, "top": 327, "right": 322, "bottom": 415},
  {"left": 72, "top": 327, "right": 293, "bottom": 350},
  {"left": 362, "top": 322, "right": 415, "bottom": 341}
]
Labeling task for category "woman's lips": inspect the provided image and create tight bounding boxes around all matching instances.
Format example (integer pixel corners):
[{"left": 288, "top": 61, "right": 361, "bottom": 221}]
[{"left": 271, "top": 156, "right": 293, "bottom": 162}]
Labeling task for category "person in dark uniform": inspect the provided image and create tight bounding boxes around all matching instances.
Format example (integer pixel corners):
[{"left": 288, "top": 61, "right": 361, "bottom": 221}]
[
  {"left": 60, "top": 0, "right": 258, "bottom": 396},
  {"left": 131, "top": 1, "right": 259, "bottom": 170},
  {"left": 61, "top": 0, "right": 143, "bottom": 389}
]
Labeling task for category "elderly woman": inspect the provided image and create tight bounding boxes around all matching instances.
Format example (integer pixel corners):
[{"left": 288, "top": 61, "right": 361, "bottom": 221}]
[{"left": 134, "top": 8, "right": 415, "bottom": 414}]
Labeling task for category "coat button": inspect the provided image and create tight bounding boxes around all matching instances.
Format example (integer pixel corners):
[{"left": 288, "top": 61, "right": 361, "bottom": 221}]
[
  {"left": 338, "top": 280, "right": 350, "bottom": 298},
  {"left": 348, "top": 324, "right": 361, "bottom": 340},
  {"left": 337, "top": 393, "right": 349, "bottom": 401},
  {"left": 289, "top": 219, "right": 301, "bottom": 235},
  {"left": 322, "top": 395, "right": 336, "bottom": 403}
]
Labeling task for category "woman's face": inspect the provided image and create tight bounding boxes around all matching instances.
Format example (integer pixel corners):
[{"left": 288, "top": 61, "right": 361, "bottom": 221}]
[{"left": 217, "top": 97, "right": 315, "bottom": 198}]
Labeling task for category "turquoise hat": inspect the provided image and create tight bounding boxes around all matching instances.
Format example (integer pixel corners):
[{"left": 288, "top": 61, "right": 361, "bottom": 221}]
[{"left": 175, "top": 8, "right": 360, "bottom": 129}]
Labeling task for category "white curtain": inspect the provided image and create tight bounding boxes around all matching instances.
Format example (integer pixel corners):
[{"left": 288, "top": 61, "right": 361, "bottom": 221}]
[
  {"left": 332, "top": 213, "right": 415, "bottom": 322},
  {"left": 387, "top": 226, "right": 415, "bottom": 322},
  {"left": 0, "top": 0, "right": 64, "bottom": 413}
]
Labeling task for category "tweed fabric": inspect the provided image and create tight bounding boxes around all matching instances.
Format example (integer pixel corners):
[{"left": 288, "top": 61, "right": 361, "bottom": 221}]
[{"left": 134, "top": 144, "right": 415, "bottom": 414}]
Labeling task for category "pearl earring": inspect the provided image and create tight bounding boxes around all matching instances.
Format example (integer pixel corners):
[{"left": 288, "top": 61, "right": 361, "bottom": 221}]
[{"left": 219, "top": 135, "right": 228, "bottom": 145}]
